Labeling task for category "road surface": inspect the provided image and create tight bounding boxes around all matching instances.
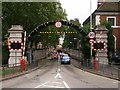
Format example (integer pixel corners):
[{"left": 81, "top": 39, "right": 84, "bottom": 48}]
[{"left": 2, "top": 59, "right": 119, "bottom": 89}]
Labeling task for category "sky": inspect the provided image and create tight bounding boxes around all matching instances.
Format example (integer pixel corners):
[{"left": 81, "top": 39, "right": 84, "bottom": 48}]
[{"left": 60, "top": 0, "right": 98, "bottom": 24}]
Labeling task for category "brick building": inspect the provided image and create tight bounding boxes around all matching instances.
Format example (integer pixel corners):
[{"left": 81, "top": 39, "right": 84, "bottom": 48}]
[{"left": 83, "top": 0, "right": 120, "bottom": 55}]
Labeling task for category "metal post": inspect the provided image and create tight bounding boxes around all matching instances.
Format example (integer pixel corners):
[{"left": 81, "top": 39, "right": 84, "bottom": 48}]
[
  {"left": 90, "top": 0, "right": 93, "bottom": 63},
  {"left": 113, "top": 35, "right": 116, "bottom": 55},
  {"left": 90, "top": 0, "right": 92, "bottom": 30}
]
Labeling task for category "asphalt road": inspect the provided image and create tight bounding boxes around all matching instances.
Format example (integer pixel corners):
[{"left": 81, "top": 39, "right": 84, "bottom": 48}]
[{"left": 2, "top": 59, "right": 119, "bottom": 89}]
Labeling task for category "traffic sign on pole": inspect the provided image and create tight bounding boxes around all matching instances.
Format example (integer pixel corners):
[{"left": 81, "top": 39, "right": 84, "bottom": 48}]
[{"left": 88, "top": 31, "right": 96, "bottom": 39}]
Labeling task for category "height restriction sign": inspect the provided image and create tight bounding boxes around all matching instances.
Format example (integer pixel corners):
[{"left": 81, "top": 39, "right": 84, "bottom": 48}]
[
  {"left": 55, "top": 21, "right": 62, "bottom": 28},
  {"left": 88, "top": 31, "right": 96, "bottom": 39}
]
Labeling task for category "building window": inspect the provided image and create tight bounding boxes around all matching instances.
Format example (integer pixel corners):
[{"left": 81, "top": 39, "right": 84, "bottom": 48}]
[{"left": 107, "top": 17, "right": 116, "bottom": 26}]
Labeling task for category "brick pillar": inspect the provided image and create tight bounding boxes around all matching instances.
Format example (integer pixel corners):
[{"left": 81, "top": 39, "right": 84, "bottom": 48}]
[
  {"left": 95, "top": 25, "right": 108, "bottom": 64},
  {"left": 8, "top": 25, "right": 23, "bottom": 67}
]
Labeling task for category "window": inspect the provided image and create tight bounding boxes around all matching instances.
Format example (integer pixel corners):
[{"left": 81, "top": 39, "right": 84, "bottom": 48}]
[{"left": 107, "top": 17, "right": 116, "bottom": 26}]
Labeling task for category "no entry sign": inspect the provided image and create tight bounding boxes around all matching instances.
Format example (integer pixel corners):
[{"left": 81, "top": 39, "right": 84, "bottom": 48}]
[{"left": 55, "top": 21, "right": 62, "bottom": 28}]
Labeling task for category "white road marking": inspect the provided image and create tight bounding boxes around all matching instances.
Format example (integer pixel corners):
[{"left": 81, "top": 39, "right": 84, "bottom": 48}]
[
  {"left": 113, "top": 81, "right": 119, "bottom": 83},
  {"left": 63, "top": 81, "right": 70, "bottom": 88},
  {"left": 58, "top": 68, "right": 61, "bottom": 72},
  {"left": 43, "top": 85, "right": 64, "bottom": 88},
  {"left": 54, "top": 73, "right": 62, "bottom": 79},
  {"left": 34, "top": 81, "right": 50, "bottom": 88},
  {"left": 51, "top": 82, "right": 63, "bottom": 84}
]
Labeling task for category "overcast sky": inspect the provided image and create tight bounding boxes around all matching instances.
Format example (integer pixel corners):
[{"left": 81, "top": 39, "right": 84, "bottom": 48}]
[{"left": 60, "top": 0, "right": 98, "bottom": 24}]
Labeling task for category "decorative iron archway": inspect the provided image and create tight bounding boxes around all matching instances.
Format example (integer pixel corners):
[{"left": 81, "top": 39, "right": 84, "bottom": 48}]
[{"left": 27, "top": 20, "right": 87, "bottom": 40}]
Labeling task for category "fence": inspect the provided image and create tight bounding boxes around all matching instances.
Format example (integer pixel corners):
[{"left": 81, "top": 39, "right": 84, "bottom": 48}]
[
  {"left": 64, "top": 48, "right": 120, "bottom": 80},
  {"left": 1, "top": 48, "right": 48, "bottom": 80}
]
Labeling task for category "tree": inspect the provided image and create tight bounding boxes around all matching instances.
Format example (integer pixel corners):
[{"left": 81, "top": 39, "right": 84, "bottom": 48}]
[
  {"left": 63, "top": 18, "right": 82, "bottom": 49},
  {"left": 81, "top": 24, "right": 96, "bottom": 60},
  {"left": 2, "top": 2, "right": 67, "bottom": 64},
  {"left": 2, "top": 2, "right": 67, "bottom": 47}
]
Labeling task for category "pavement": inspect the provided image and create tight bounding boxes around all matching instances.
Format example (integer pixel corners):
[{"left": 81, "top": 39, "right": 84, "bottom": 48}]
[{"left": 71, "top": 58, "right": 120, "bottom": 81}]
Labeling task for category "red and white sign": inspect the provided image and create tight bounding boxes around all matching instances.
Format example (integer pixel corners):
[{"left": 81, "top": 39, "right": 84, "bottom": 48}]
[
  {"left": 88, "top": 31, "right": 96, "bottom": 39},
  {"left": 55, "top": 21, "right": 62, "bottom": 28},
  {"left": 92, "top": 41, "right": 106, "bottom": 51},
  {"left": 89, "top": 39, "right": 94, "bottom": 43}
]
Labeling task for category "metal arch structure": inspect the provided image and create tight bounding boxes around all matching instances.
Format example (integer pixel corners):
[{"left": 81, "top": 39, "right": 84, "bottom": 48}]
[{"left": 27, "top": 20, "right": 87, "bottom": 40}]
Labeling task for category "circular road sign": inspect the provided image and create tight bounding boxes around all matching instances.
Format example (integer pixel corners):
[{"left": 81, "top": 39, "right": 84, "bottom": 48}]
[
  {"left": 88, "top": 31, "right": 96, "bottom": 39},
  {"left": 55, "top": 21, "right": 62, "bottom": 28},
  {"left": 89, "top": 39, "right": 94, "bottom": 43}
]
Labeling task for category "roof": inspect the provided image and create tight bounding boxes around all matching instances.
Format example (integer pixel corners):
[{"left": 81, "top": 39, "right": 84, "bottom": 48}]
[
  {"left": 98, "top": 0, "right": 120, "bottom": 2},
  {"left": 96, "top": 2, "right": 120, "bottom": 12},
  {"left": 83, "top": 2, "right": 120, "bottom": 25}
]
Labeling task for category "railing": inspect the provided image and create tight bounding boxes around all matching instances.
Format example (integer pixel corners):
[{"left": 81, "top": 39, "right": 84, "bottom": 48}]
[{"left": 64, "top": 48, "right": 120, "bottom": 80}]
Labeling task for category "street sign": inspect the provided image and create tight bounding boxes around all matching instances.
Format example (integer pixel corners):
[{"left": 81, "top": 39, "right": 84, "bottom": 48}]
[
  {"left": 88, "top": 31, "right": 96, "bottom": 39},
  {"left": 89, "top": 39, "right": 94, "bottom": 43},
  {"left": 55, "top": 21, "right": 62, "bottom": 28}
]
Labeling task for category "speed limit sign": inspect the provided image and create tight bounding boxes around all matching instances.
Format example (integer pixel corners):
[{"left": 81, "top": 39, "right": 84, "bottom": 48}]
[
  {"left": 55, "top": 21, "right": 62, "bottom": 28},
  {"left": 88, "top": 31, "right": 96, "bottom": 39}
]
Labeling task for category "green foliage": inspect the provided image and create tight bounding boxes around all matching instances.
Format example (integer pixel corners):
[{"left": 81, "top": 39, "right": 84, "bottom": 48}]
[
  {"left": 2, "top": 2, "right": 67, "bottom": 47},
  {"left": 2, "top": 2, "right": 67, "bottom": 63},
  {"left": 81, "top": 24, "right": 96, "bottom": 60},
  {"left": 63, "top": 18, "right": 82, "bottom": 48},
  {"left": 2, "top": 45, "right": 9, "bottom": 64},
  {"left": 82, "top": 24, "right": 90, "bottom": 34}
]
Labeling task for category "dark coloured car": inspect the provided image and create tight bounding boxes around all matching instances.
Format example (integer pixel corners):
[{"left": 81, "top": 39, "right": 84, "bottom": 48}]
[{"left": 111, "top": 55, "right": 120, "bottom": 64}]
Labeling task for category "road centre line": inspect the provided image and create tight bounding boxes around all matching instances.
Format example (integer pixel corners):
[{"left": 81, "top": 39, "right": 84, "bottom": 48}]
[{"left": 43, "top": 85, "right": 65, "bottom": 88}]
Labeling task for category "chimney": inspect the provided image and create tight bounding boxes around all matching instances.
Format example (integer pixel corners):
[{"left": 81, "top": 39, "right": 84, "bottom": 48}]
[{"left": 97, "top": 0, "right": 105, "bottom": 8}]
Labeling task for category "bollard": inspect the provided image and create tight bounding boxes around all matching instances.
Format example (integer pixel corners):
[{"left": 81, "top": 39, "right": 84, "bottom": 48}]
[
  {"left": 20, "top": 59, "right": 26, "bottom": 72},
  {"left": 93, "top": 57, "right": 99, "bottom": 71}
]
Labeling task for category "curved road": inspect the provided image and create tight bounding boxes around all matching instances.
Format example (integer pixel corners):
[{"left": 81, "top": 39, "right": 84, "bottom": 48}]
[{"left": 2, "top": 59, "right": 119, "bottom": 89}]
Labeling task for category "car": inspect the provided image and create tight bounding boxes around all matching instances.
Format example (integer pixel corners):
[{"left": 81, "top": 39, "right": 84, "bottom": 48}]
[
  {"left": 61, "top": 54, "right": 71, "bottom": 64},
  {"left": 111, "top": 55, "right": 120, "bottom": 64}
]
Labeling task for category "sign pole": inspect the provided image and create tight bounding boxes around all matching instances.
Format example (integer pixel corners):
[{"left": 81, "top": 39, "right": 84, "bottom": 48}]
[{"left": 90, "top": 0, "right": 93, "bottom": 64}]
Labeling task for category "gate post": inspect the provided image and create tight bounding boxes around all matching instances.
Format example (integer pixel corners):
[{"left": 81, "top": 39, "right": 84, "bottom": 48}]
[
  {"left": 95, "top": 25, "right": 108, "bottom": 64},
  {"left": 8, "top": 25, "right": 23, "bottom": 67}
]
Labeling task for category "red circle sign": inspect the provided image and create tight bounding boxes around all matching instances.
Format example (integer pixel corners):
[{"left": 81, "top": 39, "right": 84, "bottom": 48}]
[
  {"left": 88, "top": 32, "right": 96, "bottom": 39},
  {"left": 55, "top": 21, "right": 62, "bottom": 28}
]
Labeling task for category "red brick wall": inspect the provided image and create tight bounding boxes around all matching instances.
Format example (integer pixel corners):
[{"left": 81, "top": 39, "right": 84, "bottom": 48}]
[
  {"left": 100, "top": 15, "right": 106, "bottom": 24},
  {"left": 116, "top": 15, "right": 120, "bottom": 26},
  {"left": 100, "top": 15, "right": 120, "bottom": 26},
  {"left": 100, "top": 15, "right": 120, "bottom": 54}
]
